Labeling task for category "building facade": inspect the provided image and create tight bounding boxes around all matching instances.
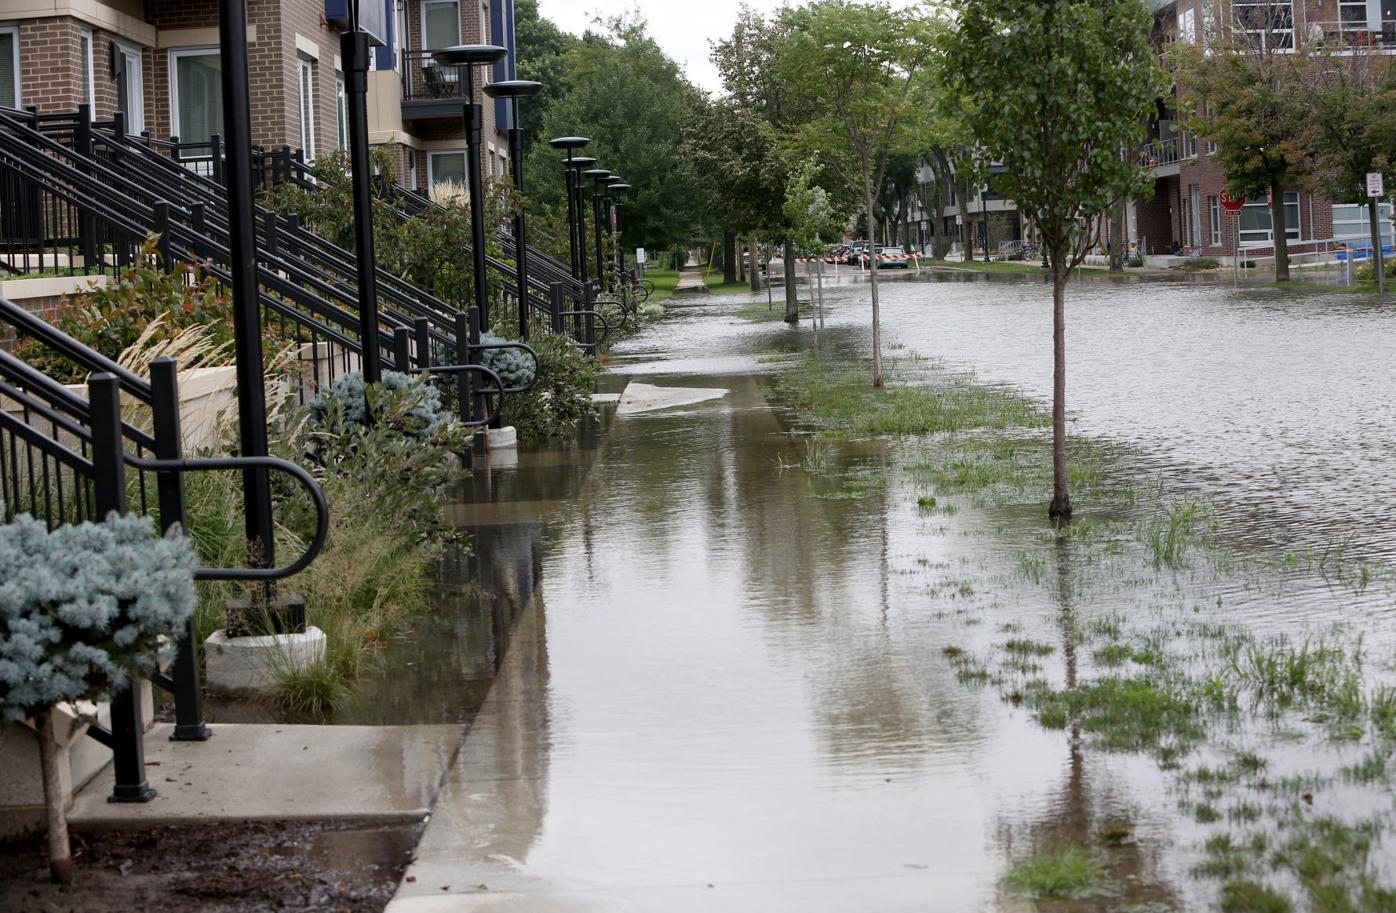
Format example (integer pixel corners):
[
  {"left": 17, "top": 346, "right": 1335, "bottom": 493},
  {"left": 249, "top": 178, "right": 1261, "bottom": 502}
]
[
  {"left": 0, "top": 0, "right": 515, "bottom": 192},
  {"left": 1137, "top": 0, "right": 1394, "bottom": 261}
]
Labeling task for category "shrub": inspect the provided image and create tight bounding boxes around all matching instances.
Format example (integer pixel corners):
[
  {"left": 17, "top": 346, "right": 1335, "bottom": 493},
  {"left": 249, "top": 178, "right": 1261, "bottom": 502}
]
[
  {"left": 494, "top": 329, "right": 598, "bottom": 443},
  {"left": 479, "top": 331, "right": 539, "bottom": 389},
  {"left": 306, "top": 370, "right": 455, "bottom": 439},
  {"left": 16, "top": 239, "right": 234, "bottom": 384},
  {"left": 1183, "top": 257, "right": 1221, "bottom": 271},
  {"left": 0, "top": 510, "right": 196, "bottom": 883},
  {"left": 1354, "top": 259, "right": 1396, "bottom": 281}
]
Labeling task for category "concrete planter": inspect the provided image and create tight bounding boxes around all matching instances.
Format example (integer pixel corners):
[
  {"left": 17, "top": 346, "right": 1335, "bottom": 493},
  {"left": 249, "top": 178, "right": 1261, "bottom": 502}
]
[
  {"left": 485, "top": 425, "right": 518, "bottom": 451},
  {"left": 205, "top": 627, "right": 327, "bottom": 692}
]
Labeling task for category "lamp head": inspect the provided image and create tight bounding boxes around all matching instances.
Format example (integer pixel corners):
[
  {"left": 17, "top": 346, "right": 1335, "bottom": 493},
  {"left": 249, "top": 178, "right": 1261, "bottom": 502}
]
[
  {"left": 483, "top": 80, "right": 544, "bottom": 100},
  {"left": 432, "top": 45, "right": 509, "bottom": 68},
  {"left": 566, "top": 156, "right": 597, "bottom": 169},
  {"left": 548, "top": 136, "right": 591, "bottom": 150},
  {"left": 582, "top": 169, "right": 612, "bottom": 182}
]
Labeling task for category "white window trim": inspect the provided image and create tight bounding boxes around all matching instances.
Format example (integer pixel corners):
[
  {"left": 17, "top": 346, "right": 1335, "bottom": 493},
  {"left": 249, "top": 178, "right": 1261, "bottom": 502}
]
[
  {"left": 115, "top": 42, "right": 145, "bottom": 134},
  {"left": 297, "top": 55, "right": 316, "bottom": 159},
  {"left": 335, "top": 72, "right": 347, "bottom": 150},
  {"left": 169, "top": 46, "right": 219, "bottom": 142},
  {"left": 1208, "top": 194, "right": 1221, "bottom": 246},
  {"left": 421, "top": 0, "right": 462, "bottom": 50},
  {"left": 427, "top": 149, "right": 467, "bottom": 184},
  {"left": 79, "top": 29, "right": 95, "bottom": 117},
  {"left": 1239, "top": 192, "right": 1302, "bottom": 247},
  {"left": 0, "top": 25, "right": 21, "bottom": 108}
]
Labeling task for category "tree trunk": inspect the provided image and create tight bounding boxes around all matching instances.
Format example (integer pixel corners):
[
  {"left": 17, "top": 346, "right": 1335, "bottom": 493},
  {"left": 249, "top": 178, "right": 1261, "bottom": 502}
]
[
  {"left": 748, "top": 234, "right": 760, "bottom": 293},
  {"left": 866, "top": 187, "right": 884, "bottom": 388},
  {"left": 1049, "top": 261, "right": 1071, "bottom": 520},
  {"left": 783, "top": 236, "right": 798, "bottom": 324},
  {"left": 1109, "top": 199, "right": 1125, "bottom": 272},
  {"left": 722, "top": 230, "right": 737, "bottom": 286},
  {"left": 738, "top": 238, "right": 746, "bottom": 284},
  {"left": 1271, "top": 179, "right": 1290, "bottom": 283},
  {"left": 35, "top": 709, "right": 73, "bottom": 886},
  {"left": 957, "top": 185, "right": 972, "bottom": 261}
]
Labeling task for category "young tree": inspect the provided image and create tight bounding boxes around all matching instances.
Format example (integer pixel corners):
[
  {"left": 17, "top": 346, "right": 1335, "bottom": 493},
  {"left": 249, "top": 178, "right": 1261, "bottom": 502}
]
[
  {"left": 774, "top": 0, "right": 938, "bottom": 387},
  {"left": 1301, "top": 45, "right": 1396, "bottom": 290},
  {"left": 949, "top": 0, "right": 1161, "bottom": 519},
  {"left": 1171, "top": 19, "right": 1309, "bottom": 282},
  {"left": 0, "top": 513, "right": 196, "bottom": 884},
  {"left": 785, "top": 156, "right": 846, "bottom": 345}
]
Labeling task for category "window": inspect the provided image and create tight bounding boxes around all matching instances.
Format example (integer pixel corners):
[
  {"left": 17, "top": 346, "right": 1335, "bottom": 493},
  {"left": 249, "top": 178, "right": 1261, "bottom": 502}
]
[
  {"left": 116, "top": 44, "right": 144, "bottom": 134},
  {"left": 297, "top": 56, "right": 316, "bottom": 159},
  {"left": 408, "top": 156, "right": 418, "bottom": 191},
  {"left": 1239, "top": 192, "right": 1300, "bottom": 246},
  {"left": 1332, "top": 204, "right": 1393, "bottom": 244},
  {"left": 1232, "top": 0, "right": 1294, "bottom": 51},
  {"left": 422, "top": 0, "right": 460, "bottom": 49},
  {"left": 1186, "top": 132, "right": 1198, "bottom": 159},
  {"left": 1209, "top": 195, "right": 1221, "bottom": 246},
  {"left": 1178, "top": 7, "right": 1196, "bottom": 43},
  {"left": 428, "top": 150, "right": 467, "bottom": 190},
  {"left": 335, "top": 73, "right": 347, "bottom": 150},
  {"left": 0, "top": 27, "right": 20, "bottom": 108},
  {"left": 1189, "top": 184, "right": 1202, "bottom": 248},
  {"left": 79, "top": 31, "right": 94, "bottom": 116},
  {"left": 170, "top": 49, "right": 223, "bottom": 144}
]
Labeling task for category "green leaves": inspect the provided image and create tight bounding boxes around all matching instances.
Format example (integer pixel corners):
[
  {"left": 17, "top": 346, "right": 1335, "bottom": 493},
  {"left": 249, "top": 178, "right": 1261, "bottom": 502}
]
[{"left": 948, "top": 0, "right": 1162, "bottom": 267}]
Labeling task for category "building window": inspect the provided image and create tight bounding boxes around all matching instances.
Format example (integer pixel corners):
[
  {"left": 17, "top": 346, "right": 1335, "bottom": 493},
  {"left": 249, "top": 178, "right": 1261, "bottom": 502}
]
[
  {"left": 116, "top": 44, "right": 144, "bottom": 134},
  {"left": 170, "top": 48, "right": 223, "bottom": 145},
  {"left": 1178, "top": 7, "right": 1196, "bottom": 43},
  {"left": 298, "top": 56, "right": 317, "bottom": 159},
  {"left": 1240, "top": 192, "right": 1300, "bottom": 246},
  {"left": 1333, "top": 204, "right": 1393, "bottom": 244},
  {"left": 1186, "top": 132, "right": 1198, "bottom": 159},
  {"left": 423, "top": 0, "right": 460, "bottom": 49},
  {"left": 1232, "top": 0, "right": 1294, "bottom": 51},
  {"left": 79, "top": 31, "right": 95, "bottom": 116},
  {"left": 0, "top": 27, "right": 20, "bottom": 108},
  {"left": 335, "top": 73, "right": 347, "bottom": 150},
  {"left": 428, "top": 150, "right": 467, "bottom": 191},
  {"left": 1208, "top": 194, "right": 1221, "bottom": 246},
  {"left": 1189, "top": 184, "right": 1202, "bottom": 248}
]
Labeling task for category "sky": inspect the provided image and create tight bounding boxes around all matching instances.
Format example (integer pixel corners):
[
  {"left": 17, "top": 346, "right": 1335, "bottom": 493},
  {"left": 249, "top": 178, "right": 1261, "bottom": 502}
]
[{"left": 535, "top": 0, "right": 776, "bottom": 92}]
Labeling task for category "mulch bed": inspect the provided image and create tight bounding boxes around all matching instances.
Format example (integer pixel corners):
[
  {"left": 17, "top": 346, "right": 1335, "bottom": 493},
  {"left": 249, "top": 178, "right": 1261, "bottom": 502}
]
[{"left": 0, "top": 819, "right": 422, "bottom": 913}]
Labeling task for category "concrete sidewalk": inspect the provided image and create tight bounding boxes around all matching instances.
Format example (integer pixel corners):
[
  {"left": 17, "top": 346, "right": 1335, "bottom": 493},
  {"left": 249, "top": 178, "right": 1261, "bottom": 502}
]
[
  {"left": 671, "top": 267, "right": 708, "bottom": 295},
  {"left": 68, "top": 723, "right": 460, "bottom": 828}
]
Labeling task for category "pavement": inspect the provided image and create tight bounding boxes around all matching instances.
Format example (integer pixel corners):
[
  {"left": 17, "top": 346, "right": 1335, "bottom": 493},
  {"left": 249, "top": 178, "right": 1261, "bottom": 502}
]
[
  {"left": 68, "top": 723, "right": 461, "bottom": 828},
  {"left": 670, "top": 266, "right": 708, "bottom": 295}
]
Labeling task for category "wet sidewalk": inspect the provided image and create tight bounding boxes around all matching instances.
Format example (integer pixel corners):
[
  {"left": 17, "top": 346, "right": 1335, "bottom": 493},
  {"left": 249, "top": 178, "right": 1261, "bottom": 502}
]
[{"left": 386, "top": 365, "right": 1000, "bottom": 912}]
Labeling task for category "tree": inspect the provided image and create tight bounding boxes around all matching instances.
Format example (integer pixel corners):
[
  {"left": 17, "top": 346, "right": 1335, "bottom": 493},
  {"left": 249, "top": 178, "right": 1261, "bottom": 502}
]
[
  {"left": 513, "top": 0, "right": 579, "bottom": 157},
  {"left": 785, "top": 157, "right": 845, "bottom": 346},
  {"left": 0, "top": 513, "right": 197, "bottom": 884},
  {"left": 1300, "top": 44, "right": 1396, "bottom": 290},
  {"left": 523, "top": 14, "right": 699, "bottom": 252},
  {"left": 1171, "top": 22, "right": 1309, "bottom": 282},
  {"left": 949, "top": 0, "right": 1161, "bottom": 519},
  {"left": 775, "top": 0, "right": 938, "bottom": 387}
]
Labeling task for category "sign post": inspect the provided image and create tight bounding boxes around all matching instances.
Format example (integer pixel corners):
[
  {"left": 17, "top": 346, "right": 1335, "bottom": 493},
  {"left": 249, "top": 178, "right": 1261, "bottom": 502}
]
[
  {"left": 1221, "top": 192, "right": 1244, "bottom": 283},
  {"left": 1368, "top": 173, "right": 1386, "bottom": 294}
]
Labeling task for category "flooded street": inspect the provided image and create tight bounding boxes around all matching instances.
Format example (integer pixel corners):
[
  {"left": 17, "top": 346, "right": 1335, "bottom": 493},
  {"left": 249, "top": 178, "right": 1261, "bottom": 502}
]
[{"left": 386, "top": 273, "right": 1396, "bottom": 912}]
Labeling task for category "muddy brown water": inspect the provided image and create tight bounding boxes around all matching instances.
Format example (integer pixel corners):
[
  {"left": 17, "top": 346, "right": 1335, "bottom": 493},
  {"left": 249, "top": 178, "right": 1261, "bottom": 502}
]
[{"left": 242, "top": 273, "right": 1396, "bottom": 909}]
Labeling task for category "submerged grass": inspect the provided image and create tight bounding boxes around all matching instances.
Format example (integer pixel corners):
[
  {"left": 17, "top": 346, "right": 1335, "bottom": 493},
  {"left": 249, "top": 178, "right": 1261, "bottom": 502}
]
[{"left": 1000, "top": 845, "right": 1112, "bottom": 899}]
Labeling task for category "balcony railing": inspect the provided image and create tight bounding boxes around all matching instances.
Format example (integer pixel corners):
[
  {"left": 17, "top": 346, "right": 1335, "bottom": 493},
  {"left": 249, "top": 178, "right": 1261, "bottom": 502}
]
[
  {"left": 1307, "top": 19, "right": 1396, "bottom": 49},
  {"left": 401, "top": 49, "right": 467, "bottom": 104},
  {"left": 1139, "top": 137, "right": 1180, "bottom": 170}
]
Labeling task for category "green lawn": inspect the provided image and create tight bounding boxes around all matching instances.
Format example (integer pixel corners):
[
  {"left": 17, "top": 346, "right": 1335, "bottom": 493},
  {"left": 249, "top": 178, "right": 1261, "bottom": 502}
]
[
  {"left": 639, "top": 268, "right": 681, "bottom": 302},
  {"left": 702, "top": 266, "right": 757, "bottom": 296}
]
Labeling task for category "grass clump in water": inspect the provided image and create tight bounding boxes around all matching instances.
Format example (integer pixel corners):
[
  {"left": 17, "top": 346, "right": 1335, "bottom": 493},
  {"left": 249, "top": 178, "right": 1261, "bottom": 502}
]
[
  {"left": 1142, "top": 496, "right": 1214, "bottom": 567},
  {"left": 1221, "top": 880, "right": 1293, "bottom": 913},
  {"left": 1000, "top": 845, "right": 1111, "bottom": 899},
  {"left": 1030, "top": 676, "right": 1202, "bottom": 753}
]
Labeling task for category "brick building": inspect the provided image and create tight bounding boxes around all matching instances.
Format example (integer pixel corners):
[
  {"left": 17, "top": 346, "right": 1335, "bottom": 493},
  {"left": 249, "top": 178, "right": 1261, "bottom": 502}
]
[
  {"left": 1135, "top": 0, "right": 1393, "bottom": 261},
  {"left": 0, "top": 0, "right": 516, "bottom": 191}
]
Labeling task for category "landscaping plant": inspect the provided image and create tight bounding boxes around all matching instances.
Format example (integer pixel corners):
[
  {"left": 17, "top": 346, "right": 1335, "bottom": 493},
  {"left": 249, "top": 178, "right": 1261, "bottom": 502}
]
[{"left": 0, "top": 511, "right": 197, "bottom": 884}]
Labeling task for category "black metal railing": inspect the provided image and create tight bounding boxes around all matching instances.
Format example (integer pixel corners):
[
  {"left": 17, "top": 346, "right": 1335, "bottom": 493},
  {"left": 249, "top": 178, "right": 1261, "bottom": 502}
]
[
  {"left": 1, "top": 293, "right": 329, "bottom": 802},
  {"left": 400, "top": 49, "right": 464, "bottom": 103}
]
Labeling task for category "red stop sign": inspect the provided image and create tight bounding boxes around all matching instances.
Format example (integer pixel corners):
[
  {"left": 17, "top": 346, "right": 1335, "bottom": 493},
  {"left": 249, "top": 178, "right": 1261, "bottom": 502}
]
[{"left": 1220, "top": 191, "right": 1244, "bottom": 213}]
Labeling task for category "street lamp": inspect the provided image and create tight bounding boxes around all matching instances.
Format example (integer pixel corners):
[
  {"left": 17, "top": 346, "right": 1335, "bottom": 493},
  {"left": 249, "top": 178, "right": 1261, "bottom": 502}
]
[
  {"left": 433, "top": 44, "right": 509, "bottom": 330},
  {"left": 582, "top": 168, "right": 611, "bottom": 288},
  {"left": 549, "top": 137, "right": 590, "bottom": 278},
  {"left": 566, "top": 156, "right": 597, "bottom": 282},
  {"left": 483, "top": 79, "right": 543, "bottom": 339},
  {"left": 608, "top": 182, "right": 630, "bottom": 289}
]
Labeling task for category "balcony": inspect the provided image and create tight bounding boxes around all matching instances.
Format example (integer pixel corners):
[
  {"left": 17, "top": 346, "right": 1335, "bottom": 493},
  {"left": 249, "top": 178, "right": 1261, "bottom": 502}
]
[
  {"left": 1307, "top": 20, "right": 1396, "bottom": 49},
  {"left": 401, "top": 50, "right": 471, "bottom": 121},
  {"left": 1139, "top": 137, "right": 1180, "bottom": 176}
]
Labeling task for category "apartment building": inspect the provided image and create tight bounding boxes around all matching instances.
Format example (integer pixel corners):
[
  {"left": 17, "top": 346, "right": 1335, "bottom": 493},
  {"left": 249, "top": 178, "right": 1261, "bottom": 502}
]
[
  {"left": 0, "top": 0, "right": 515, "bottom": 191},
  {"left": 1136, "top": 0, "right": 1394, "bottom": 260}
]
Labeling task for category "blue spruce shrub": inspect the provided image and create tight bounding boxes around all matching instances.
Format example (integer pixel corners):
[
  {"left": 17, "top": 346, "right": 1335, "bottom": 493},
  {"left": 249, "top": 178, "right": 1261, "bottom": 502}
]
[
  {"left": 0, "top": 511, "right": 197, "bottom": 720},
  {"left": 307, "top": 370, "right": 454, "bottom": 438},
  {"left": 479, "top": 332, "right": 538, "bottom": 389}
]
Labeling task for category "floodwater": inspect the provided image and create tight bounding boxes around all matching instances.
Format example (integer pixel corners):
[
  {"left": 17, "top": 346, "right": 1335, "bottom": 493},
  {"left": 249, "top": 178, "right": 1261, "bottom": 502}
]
[{"left": 381, "top": 271, "right": 1396, "bottom": 911}]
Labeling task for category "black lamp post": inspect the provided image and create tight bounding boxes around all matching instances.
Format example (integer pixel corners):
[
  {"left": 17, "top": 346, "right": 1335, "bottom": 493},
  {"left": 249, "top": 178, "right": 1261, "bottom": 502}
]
[
  {"left": 433, "top": 44, "right": 509, "bottom": 329},
  {"left": 609, "top": 182, "right": 630, "bottom": 284},
  {"left": 567, "top": 156, "right": 597, "bottom": 282},
  {"left": 582, "top": 168, "right": 611, "bottom": 288},
  {"left": 483, "top": 79, "right": 543, "bottom": 339},
  {"left": 549, "top": 137, "right": 590, "bottom": 279}
]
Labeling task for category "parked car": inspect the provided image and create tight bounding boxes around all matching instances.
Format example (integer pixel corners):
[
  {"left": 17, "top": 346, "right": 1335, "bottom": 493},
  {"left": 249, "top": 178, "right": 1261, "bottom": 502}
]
[
  {"left": 877, "top": 247, "right": 910, "bottom": 268},
  {"left": 845, "top": 241, "right": 871, "bottom": 264}
]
